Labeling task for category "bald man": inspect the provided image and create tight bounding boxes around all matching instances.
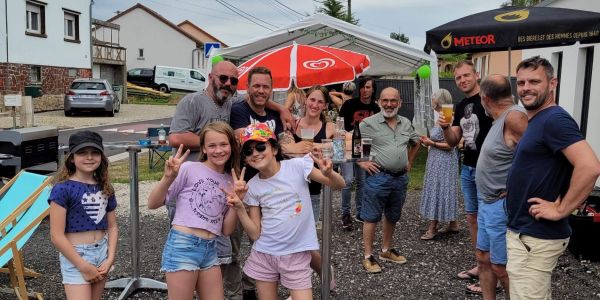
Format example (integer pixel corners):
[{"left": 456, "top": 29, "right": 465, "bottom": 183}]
[{"left": 356, "top": 87, "right": 420, "bottom": 273}]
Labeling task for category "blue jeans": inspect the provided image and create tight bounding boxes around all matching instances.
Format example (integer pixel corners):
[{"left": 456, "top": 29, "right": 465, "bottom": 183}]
[
  {"left": 460, "top": 165, "right": 479, "bottom": 214},
  {"left": 341, "top": 162, "right": 365, "bottom": 216},
  {"left": 161, "top": 228, "right": 218, "bottom": 273},
  {"left": 361, "top": 173, "right": 408, "bottom": 223},
  {"left": 59, "top": 237, "right": 108, "bottom": 284}
]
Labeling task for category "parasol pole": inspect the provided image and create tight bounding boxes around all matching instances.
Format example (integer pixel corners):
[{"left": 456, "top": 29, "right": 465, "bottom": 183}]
[{"left": 508, "top": 47, "right": 516, "bottom": 103}]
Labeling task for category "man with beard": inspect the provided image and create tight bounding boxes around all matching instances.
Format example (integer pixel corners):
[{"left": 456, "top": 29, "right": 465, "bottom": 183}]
[
  {"left": 168, "top": 61, "right": 291, "bottom": 300},
  {"left": 506, "top": 56, "right": 600, "bottom": 299},
  {"left": 356, "top": 87, "right": 420, "bottom": 273},
  {"left": 439, "top": 60, "right": 493, "bottom": 281}
]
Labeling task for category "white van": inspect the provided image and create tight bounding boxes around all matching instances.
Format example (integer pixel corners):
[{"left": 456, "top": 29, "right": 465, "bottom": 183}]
[{"left": 153, "top": 66, "right": 207, "bottom": 93}]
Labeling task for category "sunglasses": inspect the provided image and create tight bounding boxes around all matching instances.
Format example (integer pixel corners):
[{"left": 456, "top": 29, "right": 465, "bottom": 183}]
[
  {"left": 243, "top": 142, "right": 267, "bottom": 156},
  {"left": 218, "top": 74, "right": 239, "bottom": 85}
]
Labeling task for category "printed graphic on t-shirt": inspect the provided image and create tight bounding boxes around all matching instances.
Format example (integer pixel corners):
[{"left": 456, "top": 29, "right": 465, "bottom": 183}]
[
  {"left": 258, "top": 187, "right": 303, "bottom": 219},
  {"left": 352, "top": 110, "right": 375, "bottom": 126},
  {"left": 189, "top": 177, "right": 226, "bottom": 223},
  {"left": 460, "top": 103, "right": 480, "bottom": 151},
  {"left": 81, "top": 190, "right": 109, "bottom": 224},
  {"left": 249, "top": 117, "right": 277, "bottom": 133}
]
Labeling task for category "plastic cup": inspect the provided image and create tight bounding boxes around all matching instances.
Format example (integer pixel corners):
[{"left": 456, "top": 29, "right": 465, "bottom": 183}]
[
  {"left": 300, "top": 128, "right": 315, "bottom": 142},
  {"left": 321, "top": 139, "right": 333, "bottom": 160},
  {"left": 441, "top": 104, "right": 454, "bottom": 122}
]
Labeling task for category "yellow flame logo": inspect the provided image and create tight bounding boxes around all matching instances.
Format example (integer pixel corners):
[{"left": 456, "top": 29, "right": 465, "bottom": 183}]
[
  {"left": 441, "top": 33, "right": 452, "bottom": 49},
  {"left": 494, "top": 9, "right": 529, "bottom": 22}
]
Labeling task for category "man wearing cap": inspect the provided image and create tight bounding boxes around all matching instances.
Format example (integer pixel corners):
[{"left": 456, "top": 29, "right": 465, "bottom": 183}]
[{"left": 356, "top": 87, "right": 420, "bottom": 273}]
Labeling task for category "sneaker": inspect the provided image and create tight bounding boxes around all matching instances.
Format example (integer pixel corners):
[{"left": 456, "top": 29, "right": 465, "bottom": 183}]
[
  {"left": 341, "top": 214, "right": 353, "bottom": 231},
  {"left": 379, "top": 248, "right": 407, "bottom": 264},
  {"left": 354, "top": 215, "right": 364, "bottom": 223},
  {"left": 362, "top": 255, "right": 382, "bottom": 273}
]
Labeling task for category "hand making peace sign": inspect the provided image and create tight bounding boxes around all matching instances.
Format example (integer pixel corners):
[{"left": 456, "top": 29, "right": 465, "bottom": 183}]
[
  {"left": 309, "top": 152, "right": 333, "bottom": 177},
  {"left": 225, "top": 167, "right": 248, "bottom": 210},
  {"left": 164, "top": 144, "right": 190, "bottom": 179}
]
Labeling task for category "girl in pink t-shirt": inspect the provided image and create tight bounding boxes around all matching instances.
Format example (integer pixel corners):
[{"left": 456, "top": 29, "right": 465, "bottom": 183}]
[{"left": 148, "top": 121, "right": 240, "bottom": 300}]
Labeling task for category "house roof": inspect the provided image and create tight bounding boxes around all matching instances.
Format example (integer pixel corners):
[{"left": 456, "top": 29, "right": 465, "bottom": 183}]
[
  {"left": 215, "top": 14, "right": 437, "bottom": 78},
  {"left": 177, "top": 20, "right": 228, "bottom": 47},
  {"left": 106, "top": 3, "right": 203, "bottom": 45}
]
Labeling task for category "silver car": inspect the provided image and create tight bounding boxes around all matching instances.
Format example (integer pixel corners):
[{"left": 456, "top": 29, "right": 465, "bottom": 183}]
[{"left": 64, "top": 78, "right": 121, "bottom": 117}]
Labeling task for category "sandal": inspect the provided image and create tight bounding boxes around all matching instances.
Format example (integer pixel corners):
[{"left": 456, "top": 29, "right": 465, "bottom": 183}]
[
  {"left": 465, "top": 282, "right": 502, "bottom": 295},
  {"left": 438, "top": 227, "right": 459, "bottom": 234},
  {"left": 456, "top": 270, "right": 479, "bottom": 280},
  {"left": 420, "top": 231, "right": 436, "bottom": 240}
]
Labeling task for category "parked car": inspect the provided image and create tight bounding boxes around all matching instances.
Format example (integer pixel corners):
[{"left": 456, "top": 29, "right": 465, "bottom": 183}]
[
  {"left": 153, "top": 65, "right": 207, "bottom": 93},
  {"left": 64, "top": 78, "right": 121, "bottom": 117},
  {"left": 127, "top": 68, "right": 155, "bottom": 87}
]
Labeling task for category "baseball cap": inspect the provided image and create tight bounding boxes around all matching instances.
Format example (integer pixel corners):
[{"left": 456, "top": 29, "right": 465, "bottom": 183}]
[
  {"left": 69, "top": 130, "right": 104, "bottom": 153},
  {"left": 239, "top": 123, "right": 276, "bottom": 146}
]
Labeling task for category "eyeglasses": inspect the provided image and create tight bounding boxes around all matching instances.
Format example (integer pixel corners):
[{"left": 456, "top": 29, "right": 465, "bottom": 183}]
[
  {"left": 218, "top": 74, "right": 239, "bottom": 85},
  {"left": 243, "top": 142, "right": 267, "bottom": 156}
]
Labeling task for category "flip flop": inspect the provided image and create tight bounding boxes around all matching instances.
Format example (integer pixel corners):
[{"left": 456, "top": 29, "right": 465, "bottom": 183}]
[
  {"left": 456, "top": 270, "right": 479, "bottom": 280},
  {"left": 465, "top": 282, "right": 502, "bottom": 295},
  {"left": 420, "top": 231, "right": 437, "bottom": 240}
]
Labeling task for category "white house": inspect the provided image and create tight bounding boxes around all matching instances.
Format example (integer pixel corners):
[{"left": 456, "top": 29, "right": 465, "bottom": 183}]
[
  {"left": 522, "top": 0, "right": 600, "bottom": 186},
  {"left": 0, "top": 0, "right": 92, "bottom": 111},
  {"left": 106, "top": 3, "right": 225, "bottom": 70}
]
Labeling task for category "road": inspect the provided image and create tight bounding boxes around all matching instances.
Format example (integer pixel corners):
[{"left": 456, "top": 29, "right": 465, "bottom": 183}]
[{"left": 59, "top": 117, "right": 172, "bottom": 157}]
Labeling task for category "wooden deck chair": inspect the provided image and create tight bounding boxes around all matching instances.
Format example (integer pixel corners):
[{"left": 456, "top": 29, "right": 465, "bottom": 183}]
[
  {"left": 0, "top": 171, "right": 51, "bottom": 237},
  {"left": 0, "top": 186, "right": 50, "bottom": 300},
  {"left": 0, "top": 171, "right": 50, "bottom": 298}
]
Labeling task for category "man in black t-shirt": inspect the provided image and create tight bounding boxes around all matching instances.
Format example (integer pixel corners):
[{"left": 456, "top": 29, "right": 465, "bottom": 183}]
[
  {"left": 439, "top": 61, "right": 493, "bottom": 289},
  {"left": 337, "top": 77, "right": 380, "bottom": 230}
]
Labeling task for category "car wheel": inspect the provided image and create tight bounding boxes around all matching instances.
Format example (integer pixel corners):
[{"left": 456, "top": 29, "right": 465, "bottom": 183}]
[
  {"left": 158, "top": 84, "right": 170, "bottom": 93},
  {"left": 114, "top": 98, "right": 121, "bottom": 113},
  {"left": 107, "top": 105, "right": 115, "bottom": 117},
  {"left": 64, "top": 110, "right": 73, "bottom": 116}
]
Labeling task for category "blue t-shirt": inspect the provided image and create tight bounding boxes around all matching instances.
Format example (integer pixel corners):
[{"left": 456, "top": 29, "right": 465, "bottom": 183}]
[
  {"left": 506, "top": 106, "right": 583, "bottom": 239},
  {"left": 229, "top": 101, "right": 284, "bottom": 136},
  {"left": 49, "top": 180, "right": 117, "bottom": 233}
]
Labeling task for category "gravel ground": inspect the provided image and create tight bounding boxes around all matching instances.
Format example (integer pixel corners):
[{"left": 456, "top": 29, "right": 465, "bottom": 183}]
[
  {"left": 2, "top": 181, "right": 600, "bottom": 299},
  {"left": 0, "top": 104, "right": 176, "bottom": 130}
]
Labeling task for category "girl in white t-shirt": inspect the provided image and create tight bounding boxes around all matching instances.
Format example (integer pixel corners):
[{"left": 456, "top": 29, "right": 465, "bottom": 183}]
[{"left": 226, "top": 123, "right": 344, "bottom": 300}]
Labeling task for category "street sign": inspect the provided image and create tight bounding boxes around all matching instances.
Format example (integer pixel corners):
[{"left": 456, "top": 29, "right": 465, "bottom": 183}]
[
  {"left": 204, "top": 42, "right": 221, "bottom": 58},
  {"left": 4, "top": 94, "right": 22, "bottom": 107}
]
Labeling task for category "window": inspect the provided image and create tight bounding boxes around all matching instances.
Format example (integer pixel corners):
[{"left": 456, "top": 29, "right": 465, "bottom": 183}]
[
  {"left": 26, "top": 1, "right": 46, "bottom": 37},
  {"left": 190, "top": 71, "right": 205, "bottom": 81},
  {"left": 63, "top": 9, "right": 80, "bottom": 42},
  {"left": 138, "top": 48, "right": 144, "bottom": 60},
  {"left": 30, "top": 66, "right": 41, "bottom": 83},
  {"left": 68, "top": 68, "right": 77, "bottom": 77},
  {"left": 129, "top": 69, "right": 142, "bottom": 76},
  {"left": 141, "top": 69, "right": 153, "bottom": 76}
]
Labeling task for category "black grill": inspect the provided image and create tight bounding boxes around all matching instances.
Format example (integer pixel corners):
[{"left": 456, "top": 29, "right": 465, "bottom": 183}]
[{"left": 0, "top": 126, "right": 59, "bottom": 177}]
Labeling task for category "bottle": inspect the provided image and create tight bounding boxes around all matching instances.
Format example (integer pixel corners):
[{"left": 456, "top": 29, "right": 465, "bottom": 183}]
[
  {"left": 351, "top": 120, "right": 361, "bottom": 158},
  {"left": 158, "top": 124, "right": 167, "bottom": 145}
]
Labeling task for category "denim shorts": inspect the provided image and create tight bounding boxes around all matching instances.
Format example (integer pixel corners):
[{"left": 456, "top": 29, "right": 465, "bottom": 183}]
[
  {"left": 361, "top": 172, "right": 408, "bottom": 223},
  {"left": 161, "top": 228, "right": 218, "bottom": 273},
  {"left": 460, "top": 165, "right": 479, "bottom": 214},
  {"left": 59, "top": 237, "right": 108, "bottom": 284},
  {"left": 476, "top": 197, "right": 508, "bottom": 264}
]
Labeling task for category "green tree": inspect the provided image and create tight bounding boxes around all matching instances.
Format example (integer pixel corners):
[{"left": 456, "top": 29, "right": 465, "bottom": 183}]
[
  {"left": 390, "top": 32, "right": 409, "bottom": 44},
  {"left": 315, "top": 0, "right": 359, "bottom": 25},
  {"left": 501, "top": 0, "right": 541, "bottom": 7}
]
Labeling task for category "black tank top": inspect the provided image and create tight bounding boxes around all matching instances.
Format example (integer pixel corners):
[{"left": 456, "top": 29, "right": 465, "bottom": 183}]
[{"left": 293, "top": 120, "right": 327, "bottom": 195}]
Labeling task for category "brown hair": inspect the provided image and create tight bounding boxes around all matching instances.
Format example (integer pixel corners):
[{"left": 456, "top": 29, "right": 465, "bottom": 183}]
[
  {"left": 248, "top": 66, "right": 272, "bottom": 86},
  {"left": 198, "top": 121, "right": 240, "bottom": 175},
  {"left": 52, "top": 151, "right": 114, "bottom": 197},
  {"left": 454, "top": 60, "right": 476, "bottom": 73},
  {"left": 516, "top": 55, "right": 554, "bottom": 80}
]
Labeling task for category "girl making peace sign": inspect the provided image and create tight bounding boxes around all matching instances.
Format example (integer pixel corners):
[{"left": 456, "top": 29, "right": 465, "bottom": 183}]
[
  {"left": 226, "top": 123, "right": 345, "bottom": 300},
  {"left": 148, "top": 121, "right": 240, "bottom": 300}
]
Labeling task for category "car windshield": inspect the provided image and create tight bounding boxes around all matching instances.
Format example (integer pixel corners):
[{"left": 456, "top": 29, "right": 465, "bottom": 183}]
[{"left": 71, "top": 82, "right": 106, "bottom": 90}]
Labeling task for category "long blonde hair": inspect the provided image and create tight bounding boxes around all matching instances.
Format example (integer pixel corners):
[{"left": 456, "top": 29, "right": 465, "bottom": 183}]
[
  {"left": 52, "top": 151, "right": 114, "bottom": 197},
  {"left": 198, "top": 121, "right": 240, "bottom": 175}
]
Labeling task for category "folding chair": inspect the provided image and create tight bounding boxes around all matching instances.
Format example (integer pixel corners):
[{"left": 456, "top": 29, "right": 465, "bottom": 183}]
[
  {"left": 146, "top": 126, "right": 172, "bottom": 170},
  {"left": 0, "top": 171, "right": 51, "bottom": 300}
]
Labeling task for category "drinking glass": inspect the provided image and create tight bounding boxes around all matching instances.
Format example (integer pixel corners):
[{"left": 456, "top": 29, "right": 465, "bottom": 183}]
[
  {"left": 321, "top": 139, "right": 333, "bottom": 160},
  {"left": 361, "top": 138, "right": 372, "bottom": 159}
]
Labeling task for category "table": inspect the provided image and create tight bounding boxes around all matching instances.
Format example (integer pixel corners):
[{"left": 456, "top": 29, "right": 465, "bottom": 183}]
[
  {"left": 104, "top": 144, "right": 167, "bottom": 299},
  {"left": 320, "top": 152, "right": 367, "bottom": 300}
]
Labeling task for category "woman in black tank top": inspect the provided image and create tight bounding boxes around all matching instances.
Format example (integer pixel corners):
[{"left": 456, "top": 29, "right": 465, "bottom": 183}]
[{"left": 287, "top": 85, "right": 335, "bottom": 225}]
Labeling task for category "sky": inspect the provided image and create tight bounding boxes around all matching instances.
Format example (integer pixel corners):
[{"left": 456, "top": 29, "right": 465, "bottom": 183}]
[{"left": 93, "top": 0, "right": 507, "bottom": 50}]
